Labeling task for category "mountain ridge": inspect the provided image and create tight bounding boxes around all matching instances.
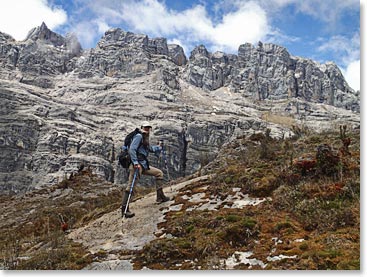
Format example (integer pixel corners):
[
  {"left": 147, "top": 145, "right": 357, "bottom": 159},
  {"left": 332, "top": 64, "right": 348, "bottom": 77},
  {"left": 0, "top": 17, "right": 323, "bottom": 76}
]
[
  {"left": 0, "top": 23, "right": 360, "bottom": 194},
  {"left": 0, "top": 23, "right": 359, "bottom": 106}
]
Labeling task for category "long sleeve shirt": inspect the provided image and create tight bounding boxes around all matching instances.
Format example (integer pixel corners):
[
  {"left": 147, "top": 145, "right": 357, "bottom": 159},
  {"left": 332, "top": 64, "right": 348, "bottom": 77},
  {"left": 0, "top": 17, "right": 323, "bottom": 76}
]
[{"left": 128, "top": 133, "right": 161, "bottom": 169}]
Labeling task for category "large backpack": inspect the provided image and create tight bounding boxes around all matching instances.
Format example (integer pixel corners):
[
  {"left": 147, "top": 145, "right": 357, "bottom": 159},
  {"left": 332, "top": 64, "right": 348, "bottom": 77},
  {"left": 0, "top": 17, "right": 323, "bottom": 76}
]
[{"left": 118, "top": 128, "right": 142, "bottom": 168}]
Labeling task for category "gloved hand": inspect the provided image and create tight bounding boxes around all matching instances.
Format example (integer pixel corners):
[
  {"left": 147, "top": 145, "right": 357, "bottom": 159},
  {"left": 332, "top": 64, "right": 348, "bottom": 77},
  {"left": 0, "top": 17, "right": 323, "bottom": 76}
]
[{"left": 134, "top": 164, "right": 141, "bottom": 170}]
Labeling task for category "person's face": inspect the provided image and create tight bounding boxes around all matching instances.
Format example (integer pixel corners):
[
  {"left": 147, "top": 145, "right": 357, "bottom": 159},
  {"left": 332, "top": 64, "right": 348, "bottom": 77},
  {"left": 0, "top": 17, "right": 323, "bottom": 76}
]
[{"left": 142, "top": 126, "right": 151, "bottom": 134}]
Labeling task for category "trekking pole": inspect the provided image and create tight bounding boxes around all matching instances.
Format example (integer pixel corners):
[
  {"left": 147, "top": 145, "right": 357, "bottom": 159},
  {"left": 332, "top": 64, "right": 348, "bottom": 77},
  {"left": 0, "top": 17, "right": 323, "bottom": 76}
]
[
  {"left": 123, "top": 168, "right": 138, "bottom": 218},
  {"left": 160, "top": 142, "right": 172, "bottom": 192}
]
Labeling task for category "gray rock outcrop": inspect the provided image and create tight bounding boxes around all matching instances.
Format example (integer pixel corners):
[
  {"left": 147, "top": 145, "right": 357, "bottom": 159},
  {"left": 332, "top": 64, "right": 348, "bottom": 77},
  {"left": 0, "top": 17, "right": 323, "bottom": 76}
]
[
  {"left": 75, "top": 28, "right": 186, "bottom": 80},
  {"left": 185, "top": 42, "right": 359, "bottom": 112},
  {"left": 0, "top": 22, "right": 82, "bottom": 88}
]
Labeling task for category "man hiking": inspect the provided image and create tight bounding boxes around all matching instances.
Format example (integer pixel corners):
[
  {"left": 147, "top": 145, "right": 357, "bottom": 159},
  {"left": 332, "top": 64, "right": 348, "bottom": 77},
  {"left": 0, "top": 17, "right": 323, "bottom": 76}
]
[{"left": 121, "top": 121, "right": 170, "bottom": 218}]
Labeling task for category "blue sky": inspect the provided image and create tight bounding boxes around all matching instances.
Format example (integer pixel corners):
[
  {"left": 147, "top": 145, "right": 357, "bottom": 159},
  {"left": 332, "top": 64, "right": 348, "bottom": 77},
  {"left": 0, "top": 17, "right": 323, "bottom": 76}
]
[{"left": 0, "top": 0, "right": 361, "bottom": 91}]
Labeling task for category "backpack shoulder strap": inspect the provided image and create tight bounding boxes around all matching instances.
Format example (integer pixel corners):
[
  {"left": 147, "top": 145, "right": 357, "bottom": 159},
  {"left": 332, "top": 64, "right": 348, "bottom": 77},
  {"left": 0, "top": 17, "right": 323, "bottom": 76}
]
[{"left": 130, "top": 130, "right": 144, "bottom": 150}]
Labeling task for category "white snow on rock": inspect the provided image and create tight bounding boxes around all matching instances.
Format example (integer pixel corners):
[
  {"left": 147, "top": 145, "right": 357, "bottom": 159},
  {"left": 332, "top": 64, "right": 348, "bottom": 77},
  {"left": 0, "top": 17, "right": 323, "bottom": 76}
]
[{"left": 222, "top": 251, "right": 267, "bottom": 269}]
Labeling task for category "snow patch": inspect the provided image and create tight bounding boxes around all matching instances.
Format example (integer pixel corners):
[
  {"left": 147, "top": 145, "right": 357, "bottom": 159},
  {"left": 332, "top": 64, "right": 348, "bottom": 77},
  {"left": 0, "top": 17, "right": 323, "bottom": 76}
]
[
  {"left": 294, "top": 238, "right": 305, "bottom": 243},
  {"left": 183, "top": 188, "right": 270, "bottom": 211},
  {"left": 266, "top": 255, "right": 298, "bottom": 262},
  {"left": 222, "top": 251, "right": 267, "bottom": 269},
  {"left": 187, "top": 192, "right": 206, "bottom": 202},
  {"left": 166, "top": 204, "right": 183, "bottom": 212}
]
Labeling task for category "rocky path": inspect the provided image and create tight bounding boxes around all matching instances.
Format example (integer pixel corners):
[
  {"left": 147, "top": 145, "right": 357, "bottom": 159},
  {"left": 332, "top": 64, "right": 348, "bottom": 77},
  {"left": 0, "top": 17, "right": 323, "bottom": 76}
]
[{"left": 67, "top": 175, "right": 213, "bottom": 269}]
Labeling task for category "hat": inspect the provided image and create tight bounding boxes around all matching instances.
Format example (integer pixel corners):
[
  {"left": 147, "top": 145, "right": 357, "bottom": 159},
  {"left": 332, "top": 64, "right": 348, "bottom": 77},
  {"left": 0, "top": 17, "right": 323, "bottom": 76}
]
[{"left": 141, "top": 121, "right": 152, "bottom": 129}]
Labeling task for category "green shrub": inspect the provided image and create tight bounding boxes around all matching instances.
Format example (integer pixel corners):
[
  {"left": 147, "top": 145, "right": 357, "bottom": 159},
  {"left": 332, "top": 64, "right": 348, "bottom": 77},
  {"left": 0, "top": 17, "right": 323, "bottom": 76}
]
[
  {"left": 225, "top": 214, "right": 240, "bottom": 222},
  {"left": 241, "top": 217, "right": 257, "bottom": 229}
]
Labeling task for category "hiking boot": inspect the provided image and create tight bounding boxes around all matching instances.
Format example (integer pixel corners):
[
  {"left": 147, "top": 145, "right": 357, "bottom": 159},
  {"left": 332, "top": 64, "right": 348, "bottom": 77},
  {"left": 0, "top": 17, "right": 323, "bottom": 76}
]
[
  {"left": 121, "top": 191, "right": 135, "bottom": 218},
  {"left": 156, "top": 188, "right": 170, "bottom": 203},
  {"left": 121, "top": 205, "right": 135, "bottom": 218}
]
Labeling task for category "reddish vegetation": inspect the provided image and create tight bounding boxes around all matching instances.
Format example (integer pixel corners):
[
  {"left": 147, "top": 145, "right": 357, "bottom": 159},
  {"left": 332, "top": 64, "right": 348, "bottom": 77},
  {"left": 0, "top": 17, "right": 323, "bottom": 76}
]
[
  {"left": 293, "top": 154, "right": 317, "bottom": 175},
  {"left": 61, "top": 223, "right": 68, "bottom": 232}
]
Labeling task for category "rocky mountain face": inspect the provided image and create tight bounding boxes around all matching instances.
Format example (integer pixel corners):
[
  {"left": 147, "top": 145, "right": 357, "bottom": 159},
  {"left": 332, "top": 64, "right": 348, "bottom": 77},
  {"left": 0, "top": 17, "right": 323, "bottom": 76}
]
[
  {"left": 186, "top": 42, "right": 359, "bottom": 112},
  {"left": 0, "top": 23, "right": 360, "bottom": 194}
]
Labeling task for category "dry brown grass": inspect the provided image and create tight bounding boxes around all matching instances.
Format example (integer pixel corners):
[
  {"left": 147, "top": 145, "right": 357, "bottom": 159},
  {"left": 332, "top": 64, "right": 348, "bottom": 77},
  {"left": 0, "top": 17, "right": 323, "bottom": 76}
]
[
  {"left": 132, "top": 127, "right": 360, "bottom": 270},
  {"left": 0, "top": 169, "right": 123, "bottom": 269},
  {"left": 261, "top": 112, "right": 296, "bottom": 127}
]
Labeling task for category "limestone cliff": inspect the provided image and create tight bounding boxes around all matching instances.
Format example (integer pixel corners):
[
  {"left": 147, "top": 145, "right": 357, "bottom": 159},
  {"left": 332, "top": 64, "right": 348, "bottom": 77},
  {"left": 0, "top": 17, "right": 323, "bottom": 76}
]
[{"left": 0, "top": 23, "right": 360, "bottom": 194}]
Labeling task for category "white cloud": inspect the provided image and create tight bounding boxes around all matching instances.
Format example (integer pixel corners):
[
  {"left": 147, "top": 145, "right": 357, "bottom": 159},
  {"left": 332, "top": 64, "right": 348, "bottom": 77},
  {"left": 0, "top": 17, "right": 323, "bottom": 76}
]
[
  {"left": 210, "top": 2, "right": 269, "bottom": 52},
  {"left": 252, "top": 0, "right": 359, "bottom": 25},
  {"left": 342, "top": 60, "right": 360, "bottom": 91},
  {"left": 96, "top": 20, "right": 111, "bottom": 34},
  {"left": 94, "top": 0, "right": 269, "bottom": 53},
  {"left": 0, "top": 0, "right": 67, "bottom": 40},
  {"left": 295, "top": 0, "right": 359, "bottom": 24},
  {"left": 72, "top": 21, "right": 100, "bottom": 49},
  {"left": 316, "top": 35, "right": 359, "bottom": 65},
  {"left": 316, "top": 32, "right": 360, "bottom": 91}
]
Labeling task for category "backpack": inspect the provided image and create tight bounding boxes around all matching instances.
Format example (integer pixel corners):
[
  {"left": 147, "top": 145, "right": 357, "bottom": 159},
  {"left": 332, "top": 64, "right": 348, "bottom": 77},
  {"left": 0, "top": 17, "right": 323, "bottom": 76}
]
[{"left": 118, "top": 128, "right": 142, "bottom": 168}]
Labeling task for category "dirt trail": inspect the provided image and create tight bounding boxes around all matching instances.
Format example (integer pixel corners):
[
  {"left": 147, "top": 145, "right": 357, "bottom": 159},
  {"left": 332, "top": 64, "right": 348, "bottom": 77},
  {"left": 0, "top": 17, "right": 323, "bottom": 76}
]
[{"left": 67, "top": 175, "right": 212, "bottom": 255}]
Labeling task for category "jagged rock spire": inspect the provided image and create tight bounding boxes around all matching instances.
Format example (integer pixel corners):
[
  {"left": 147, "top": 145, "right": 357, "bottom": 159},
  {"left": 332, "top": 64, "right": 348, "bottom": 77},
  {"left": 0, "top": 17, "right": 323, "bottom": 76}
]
[{"left": 25, "top": 22, "right": 66, "bottom": 47}]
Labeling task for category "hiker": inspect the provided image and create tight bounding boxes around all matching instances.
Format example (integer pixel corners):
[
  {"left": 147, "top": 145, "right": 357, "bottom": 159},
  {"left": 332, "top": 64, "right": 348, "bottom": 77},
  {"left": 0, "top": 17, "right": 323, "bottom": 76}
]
[{"left": 121, "top": 121, "right": 170, "bottom": 218}]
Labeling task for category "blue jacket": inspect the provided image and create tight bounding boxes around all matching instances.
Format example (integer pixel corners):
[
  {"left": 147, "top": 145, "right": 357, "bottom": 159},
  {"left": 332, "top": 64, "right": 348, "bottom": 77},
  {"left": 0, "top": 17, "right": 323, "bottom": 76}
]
[{"left": 128, "top": 133, "right": 161, "bottom": 169}]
